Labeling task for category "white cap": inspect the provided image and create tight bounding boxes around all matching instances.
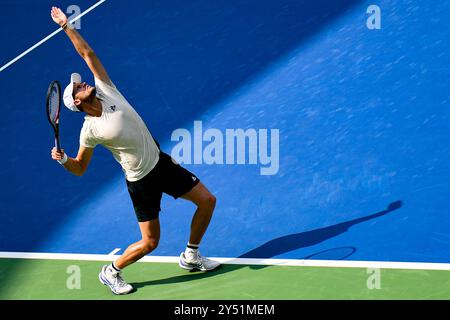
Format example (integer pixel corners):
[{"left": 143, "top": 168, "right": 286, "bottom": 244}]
[{"left": 63, "top": 73, "right": 82, "bottom": 112}]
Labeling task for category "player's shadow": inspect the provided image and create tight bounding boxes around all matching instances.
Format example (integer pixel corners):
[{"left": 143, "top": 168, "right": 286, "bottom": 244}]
[{"left": 131, "top": 200, "right": 402, "bottom": 291}]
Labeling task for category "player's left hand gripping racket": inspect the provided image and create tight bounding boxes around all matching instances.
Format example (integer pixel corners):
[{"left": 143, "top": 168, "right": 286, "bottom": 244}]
[{"left": 46, "top": 80, "right": 62, "bottom": 152}]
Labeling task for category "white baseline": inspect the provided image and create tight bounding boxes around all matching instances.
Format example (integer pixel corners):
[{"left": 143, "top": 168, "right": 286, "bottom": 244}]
[{"left": 0, "top": 251, "right": 449, "bottom": 271}]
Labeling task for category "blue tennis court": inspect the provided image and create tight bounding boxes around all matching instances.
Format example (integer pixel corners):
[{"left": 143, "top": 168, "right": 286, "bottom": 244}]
[{"left": 0, "top": 0, "right": 449, "bottom": 300}]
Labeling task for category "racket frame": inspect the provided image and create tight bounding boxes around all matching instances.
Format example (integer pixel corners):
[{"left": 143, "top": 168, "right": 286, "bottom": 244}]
[{"left": 46, "top": 80, "right": 62, "bottom": 152}]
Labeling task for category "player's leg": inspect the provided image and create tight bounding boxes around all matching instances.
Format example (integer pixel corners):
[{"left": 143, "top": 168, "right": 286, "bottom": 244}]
[
  {"left": 115, "top": 168, "right": 163, "bottom": 269},
  {"left": 99, "top": 218, "right": 160, "bottom": 295},
  {"left": 178, "top": 183, "right": 220, "bottom": 272},
  {"left": 99, "top": 168, "right": 163, "bottom": 295},
  {"left": 180, "top": 181, "right": 216, "bottom": 245},
  {"left": 115, "top": 218, "right": 161, "bottom": 269},
  {"left": 158, "top": 151, "right": 220, "bottom": 271}
]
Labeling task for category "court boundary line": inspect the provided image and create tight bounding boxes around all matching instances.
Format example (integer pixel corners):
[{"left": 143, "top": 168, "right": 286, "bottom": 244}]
[
  {"left": 1, "top": 251, "right": 449, "bottom": 271},
  {"left": 0, "top": 0, "right": 106, "bottom": 72}
]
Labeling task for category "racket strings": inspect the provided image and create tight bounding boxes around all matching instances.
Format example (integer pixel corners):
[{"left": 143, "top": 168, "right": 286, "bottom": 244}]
[{"left": 48, "top": 86, "right": 60, "bottom": 122}]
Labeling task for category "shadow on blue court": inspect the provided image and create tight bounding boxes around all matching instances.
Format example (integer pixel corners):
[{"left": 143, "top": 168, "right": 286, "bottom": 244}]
[
  {"left": 302, "top": 247, "right": 357, "bottom": 260},
  {"left": 239, "top": 201, "right": 402, "bottom": 259}
]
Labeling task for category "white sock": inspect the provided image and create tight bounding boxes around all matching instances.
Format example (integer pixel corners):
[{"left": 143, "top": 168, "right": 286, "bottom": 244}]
[
  {"left": 108, "top": 262, "right": 120, "bottom": 273},
  {"left": 186, "top": 242, "right": 199, "bottom": 252},
  {"left": 187, "top": 242, "right": 199, "bottom": 248}
]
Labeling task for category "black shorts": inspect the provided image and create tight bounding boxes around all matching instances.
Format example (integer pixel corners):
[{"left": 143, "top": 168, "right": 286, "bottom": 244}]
[{"left": 126, "top": 152, "right": 200, "bottom": 222}]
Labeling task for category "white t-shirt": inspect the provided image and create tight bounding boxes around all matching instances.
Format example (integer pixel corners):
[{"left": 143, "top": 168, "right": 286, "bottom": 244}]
[{"left": 79, "top": 77, "right": 160, "bottom": 182}]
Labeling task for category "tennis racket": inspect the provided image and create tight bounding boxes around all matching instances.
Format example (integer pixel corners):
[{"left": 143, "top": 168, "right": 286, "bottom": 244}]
[{"left": 46, "top": 80, "right": 62, "bottom": 152}]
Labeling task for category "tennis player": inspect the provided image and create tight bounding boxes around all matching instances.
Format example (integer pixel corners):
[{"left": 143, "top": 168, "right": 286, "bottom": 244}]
[{"left": 50, "top": 7, "right": 220, "bottom": 295}]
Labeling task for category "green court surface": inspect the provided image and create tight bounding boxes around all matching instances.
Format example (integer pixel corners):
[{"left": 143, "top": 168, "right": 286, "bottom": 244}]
[{"left": 0, "top": 258, "right": 449, "bottom": 300}]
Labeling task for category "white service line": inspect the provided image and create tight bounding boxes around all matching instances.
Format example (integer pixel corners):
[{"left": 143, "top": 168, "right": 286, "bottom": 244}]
[
  {"left": 0, "top": 251, "right": 450, "bottom": 271},
  {"left": 108, "top": 248, "right": 121, "bottom": 255},
  {"left": 0, "top": 0, "right": 107, "bottom": 73}
]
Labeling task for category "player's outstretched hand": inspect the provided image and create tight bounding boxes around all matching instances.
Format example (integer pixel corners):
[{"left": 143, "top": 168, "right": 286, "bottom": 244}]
[
  {"left": 51, "top": 147, "right": 66, "bottom": 162},
  {"left": 50, "top": 6, "right": 68, "bottom": 27}
]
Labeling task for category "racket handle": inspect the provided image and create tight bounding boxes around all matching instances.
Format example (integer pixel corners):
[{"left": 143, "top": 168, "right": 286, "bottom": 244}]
[{"left": 55, "top": 137, "right": 61, "bottom": 153}]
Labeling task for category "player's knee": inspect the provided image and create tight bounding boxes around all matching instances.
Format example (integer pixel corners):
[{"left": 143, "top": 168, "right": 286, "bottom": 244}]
[
  {"left": 209, "top": 194, "right": 217, "bottom": 208},
  {"left": 200, "top": 193, "right": 216, "bottom": 211},
  {"left": 142, "top": 238, "right": 159, "bottom": 254}
]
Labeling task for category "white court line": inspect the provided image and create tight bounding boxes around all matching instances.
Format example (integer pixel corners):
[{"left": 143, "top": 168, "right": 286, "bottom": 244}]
[
  {"left": 108, "top": 248, "right": 121, "bottom": 255},
  {"left": 0, "top": 0, "right": 107, "bottom": 73},
  {"left": 0, "top": 251, "right": 450, "bottom": 271}
]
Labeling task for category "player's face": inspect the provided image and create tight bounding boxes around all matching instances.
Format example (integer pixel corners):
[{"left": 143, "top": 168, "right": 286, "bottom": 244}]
[{"left": 73, "top": 82, "right": 96, "bottom": 103}]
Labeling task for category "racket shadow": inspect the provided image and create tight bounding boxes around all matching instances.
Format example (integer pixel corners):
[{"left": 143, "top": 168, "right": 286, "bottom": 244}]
[{"left": 131, "top": 200, "right": 402, "bottom": 290}]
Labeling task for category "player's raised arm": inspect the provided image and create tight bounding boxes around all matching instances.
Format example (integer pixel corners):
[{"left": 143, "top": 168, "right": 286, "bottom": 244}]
[{"left": 50, "top": 6, "right": 111, "bottom": 84}]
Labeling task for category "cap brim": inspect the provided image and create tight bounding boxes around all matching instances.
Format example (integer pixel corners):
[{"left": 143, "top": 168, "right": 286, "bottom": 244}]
[
  {"left": 70, "top": 73, "right": 82, "bottom": 84},
  {"left": 63, "top": 73, "right": 82, "bottom": 112}
]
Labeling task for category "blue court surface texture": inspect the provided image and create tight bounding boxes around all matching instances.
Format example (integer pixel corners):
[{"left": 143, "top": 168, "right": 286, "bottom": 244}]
[{"left": 0, "top": 0, "right": 449, "bottom": 270}]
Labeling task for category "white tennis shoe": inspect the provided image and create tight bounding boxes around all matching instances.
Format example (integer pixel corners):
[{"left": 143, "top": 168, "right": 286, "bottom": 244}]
[
  {"left": 179, "top": 249, "right": 221, "bottom": 271},
  {"left": 98, "top": 265, "right": 133, "bottom": 295}
]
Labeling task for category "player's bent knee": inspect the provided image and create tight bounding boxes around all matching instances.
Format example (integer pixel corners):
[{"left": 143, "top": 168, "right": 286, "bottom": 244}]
[
  {"left": 210, "top": 194, "right": 217, "bottom": 207},
  {"left": 142, "top": 239, "right": 159, "bottom": 254},
  {"left": 200, "top": 193, "right": 216, "bottom": 211}
]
